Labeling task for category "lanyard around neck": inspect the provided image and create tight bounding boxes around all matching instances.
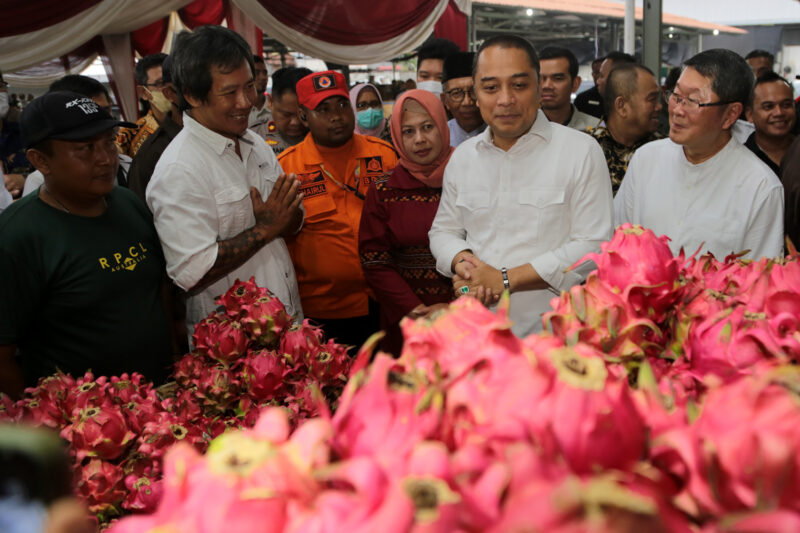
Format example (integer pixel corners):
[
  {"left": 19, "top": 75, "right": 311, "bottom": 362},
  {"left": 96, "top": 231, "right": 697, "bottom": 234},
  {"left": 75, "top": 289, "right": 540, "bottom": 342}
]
[{"left": 318, "top": 162, "right": 365, "bottom": 200}]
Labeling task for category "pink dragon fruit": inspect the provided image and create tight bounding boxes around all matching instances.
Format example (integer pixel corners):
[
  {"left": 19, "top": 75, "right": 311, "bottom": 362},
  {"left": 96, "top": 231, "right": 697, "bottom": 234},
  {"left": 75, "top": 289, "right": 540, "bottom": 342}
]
[
  {"left": 400, "top": 295, "right": 520, "bottom": 377},
  {"left": 107, "top": 373, "right": 153, "bottom": 405},
  {"left": 239, "top": 292, "right": 293, "bottom": 346},
  {"left": 138, "top": 411, "right": 208, "bottom": 460},
  {"left": 715, "top": 510, "right": 800, "bottom": 533},
  {"left": 443, "top": 343, "right": 553, "bottom": 449},
  {"left": 75, "top": 458, "right": 127, "bottom": 514},
  {"left": 242, "top": 349, "right": 287, "bottom": 401},
  {"left": 332, "top": 354, "right": 443, "bottom": 470},
  {"left": 159, "top": 388, "right": 203, "bottom": 423},
  {"left": 685, "top": 306, "right": 782, "bottom": 383},
  {"left": 537, "top": 344, "right": 646, "bottom": 475},
  {"left": 285, "top": 455, "right": 415, "bottom": 533},
  {"left": 652, "top": 369, "right": 800, "bottom": 518},
  {"left": 280, "top": 319, "right": 325, "bottom": 363},
  {"left": 544, "top": 273, "right": 663, "bottom": 360},
  {"left": 62, "top": 403, "right": 137, "bottom": 461},
  {"left": 122, "top": 468, "right": 163, "bottom": 513},
  {"left": 284, "top": 379, "right": 329, "bottom": 421},
  {"left": 578, "top": 223, "right": 683, "bottom": 323},
  {"left": 216, "top": 276, "right": 265, "bottom": 318},
  {"left": 192, "top": 313, "right": 250, "bottom": 366},
  {"left": 305, "top": 339, "right": 351, "bottom": 382},
  {"left": 173, "top": 353, "right": 205, "bottom": 386},
  {"left": 191, "top": 363, "right": 242, "bottom": 412},
  {"left": 119, "top": 395, "right": 161, "bottom": 435},
  {"left": 15, "top": 371, "right": 77, "bottom": 427}
]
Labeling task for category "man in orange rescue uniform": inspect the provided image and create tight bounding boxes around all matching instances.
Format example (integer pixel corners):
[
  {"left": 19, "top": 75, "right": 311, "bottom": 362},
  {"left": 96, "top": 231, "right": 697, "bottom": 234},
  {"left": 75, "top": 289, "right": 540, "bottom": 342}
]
[{"left": 279, "top": 71, "right": 398, "bottom": 350}]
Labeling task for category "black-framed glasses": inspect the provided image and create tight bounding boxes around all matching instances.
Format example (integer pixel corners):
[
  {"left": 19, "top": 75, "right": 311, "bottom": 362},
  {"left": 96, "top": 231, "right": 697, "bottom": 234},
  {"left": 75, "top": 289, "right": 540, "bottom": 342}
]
[
  {"left": 445, "top": 87, "right": 476, "bottom": 102},
  {"left": 143, "top": 79, "right": 166, "bottom": 89},
  {"left": 664, "top": 90, "right": 734, "bottom": 111}
]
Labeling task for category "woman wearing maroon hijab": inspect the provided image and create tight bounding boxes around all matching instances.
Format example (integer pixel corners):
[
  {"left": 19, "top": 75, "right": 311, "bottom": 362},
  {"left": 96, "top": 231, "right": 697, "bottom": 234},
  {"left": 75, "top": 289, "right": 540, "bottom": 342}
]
[{"left": 359, "top": 89, "right": 455, "bottom": 356}]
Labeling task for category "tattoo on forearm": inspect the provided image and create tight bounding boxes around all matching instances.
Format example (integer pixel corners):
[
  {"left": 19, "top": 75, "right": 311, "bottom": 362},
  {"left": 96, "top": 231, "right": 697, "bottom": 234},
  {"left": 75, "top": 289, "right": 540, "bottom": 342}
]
[{"left": 189, "top": 226, "right": 269, "bottom": 294}]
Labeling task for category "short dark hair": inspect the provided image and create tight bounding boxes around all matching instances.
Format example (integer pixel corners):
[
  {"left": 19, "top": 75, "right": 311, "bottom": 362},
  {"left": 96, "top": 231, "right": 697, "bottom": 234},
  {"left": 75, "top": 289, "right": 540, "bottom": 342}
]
[
  {"left": 474, "top": 35, "right": 540, "bottom": 77},
  {"left": 663, "top": 66, "right": 682, "bottom": 93},
  {"left": 749, "top": 71, "right": 794, "bottom": 107},
  {"left": 745, "top": 49, "right": 775, "bottom": 63},
  {"left": 271, "top": 67, "right": 312, "bottom": 100},
  {"left": 684, "top": 48, "right": 753, "bottom": 107},
  {"left": 253, "top": 55, "right": 265, "bottom": 66},
  {"left": 538, "top": 46, "right": 578, "bottom": 79},
  {"left": 603, "top": 51, "right": 636, "bottom": 66},
  {"left": 171, "top": 26, "right": 254, "bottom": 111},
  {"left": 604, "top": 63, "right": 655, "bottom": 115},
  {"left": 417, "top": 37, "right": 460, "bottom": 68},
  {"left": 48, "top": 75, "right": 110, "bottom": 102},
  {"left": 134, "top": 53, "right": 167, "bottom": 86}
]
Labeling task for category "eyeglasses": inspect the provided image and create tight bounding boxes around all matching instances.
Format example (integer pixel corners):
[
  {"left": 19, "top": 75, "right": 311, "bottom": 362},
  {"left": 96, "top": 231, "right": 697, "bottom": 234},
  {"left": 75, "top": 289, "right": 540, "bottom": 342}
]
[
  {"left": 445, "top": 87, "right": 476, "bottom": 103},
  {"left": 0, "top": 81, "right": 8, "bottom": 89},
  {"left": 143, "top": 79, "right": 166, "bottom": 89},
  {"left": 665, "top": 90, "right": 734, "bottom": 111}
]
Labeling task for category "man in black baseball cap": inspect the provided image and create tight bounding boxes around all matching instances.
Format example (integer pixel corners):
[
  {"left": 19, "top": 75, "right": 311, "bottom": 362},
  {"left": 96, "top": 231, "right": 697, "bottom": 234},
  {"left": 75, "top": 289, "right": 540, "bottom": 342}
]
[
  {"left": 20, "top": 91, "right": 134, "bottom": 215},
  {"left": 0, "top": 91, "right": 173, "bottom": 397}
]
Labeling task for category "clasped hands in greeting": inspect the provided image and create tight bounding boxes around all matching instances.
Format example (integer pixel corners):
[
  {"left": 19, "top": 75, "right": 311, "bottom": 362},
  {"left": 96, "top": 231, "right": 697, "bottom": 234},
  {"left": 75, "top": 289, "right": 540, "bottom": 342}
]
[{"left": 452, "top": 253, "right": 504, "bottom": 306}]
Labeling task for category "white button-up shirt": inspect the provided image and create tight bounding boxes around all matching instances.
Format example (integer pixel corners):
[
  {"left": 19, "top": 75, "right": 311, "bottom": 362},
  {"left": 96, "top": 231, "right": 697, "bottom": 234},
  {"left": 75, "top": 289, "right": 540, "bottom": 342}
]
[
  {"left": 147, "top": 114, "right": 303, "bottom": 330},
  {"left": 430, "top": 110, "right": 614, "bottom": 337},
  {"left": 615, "top": 137, "right": 783, "bottom": 260},
  {"left": 448, "top": 118, "right": 487, "bottom": 147}
]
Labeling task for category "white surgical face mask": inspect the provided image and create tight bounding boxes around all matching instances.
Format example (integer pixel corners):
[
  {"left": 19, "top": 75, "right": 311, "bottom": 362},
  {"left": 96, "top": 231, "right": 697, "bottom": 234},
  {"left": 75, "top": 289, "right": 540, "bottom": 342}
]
[
  {"left": 0, "top": 92, "right": 8, "bottom": 118},
  {"left": 417, "top": 80, "right": 443, "bottom": 95}
]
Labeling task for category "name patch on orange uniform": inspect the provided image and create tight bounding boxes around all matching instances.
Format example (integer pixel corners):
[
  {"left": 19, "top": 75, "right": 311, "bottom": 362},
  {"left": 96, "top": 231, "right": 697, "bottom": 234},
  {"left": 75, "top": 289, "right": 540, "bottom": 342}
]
[{"left": 298, "top": 171, "right": 327, "bottom": 198}]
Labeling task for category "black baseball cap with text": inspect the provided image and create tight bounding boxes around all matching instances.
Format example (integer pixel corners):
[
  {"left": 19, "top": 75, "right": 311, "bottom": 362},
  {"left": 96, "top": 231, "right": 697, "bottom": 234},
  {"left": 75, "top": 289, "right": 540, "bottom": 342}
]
[{"left": 20, "top": 91, "right": 135, "bottom": 148}]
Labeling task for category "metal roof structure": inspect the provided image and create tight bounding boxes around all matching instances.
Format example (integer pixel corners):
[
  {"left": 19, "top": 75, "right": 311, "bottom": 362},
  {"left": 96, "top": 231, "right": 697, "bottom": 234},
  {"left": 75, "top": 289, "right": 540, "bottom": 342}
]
[{"left": 472, "top": 0, "right": 746, "bottom": 63}]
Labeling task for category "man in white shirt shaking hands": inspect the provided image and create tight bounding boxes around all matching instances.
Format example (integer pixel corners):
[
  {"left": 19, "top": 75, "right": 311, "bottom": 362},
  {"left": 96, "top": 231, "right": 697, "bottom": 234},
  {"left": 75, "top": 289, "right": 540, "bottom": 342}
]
[{"left": 428, "top": 35, "right": 614, "bottom": 337}]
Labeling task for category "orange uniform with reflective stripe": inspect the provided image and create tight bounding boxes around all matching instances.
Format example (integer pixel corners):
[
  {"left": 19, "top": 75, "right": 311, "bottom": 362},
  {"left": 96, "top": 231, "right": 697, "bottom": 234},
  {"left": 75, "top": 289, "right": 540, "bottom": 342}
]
[{"left": 279, "top": 134, "right": 398, "bottom": 319}]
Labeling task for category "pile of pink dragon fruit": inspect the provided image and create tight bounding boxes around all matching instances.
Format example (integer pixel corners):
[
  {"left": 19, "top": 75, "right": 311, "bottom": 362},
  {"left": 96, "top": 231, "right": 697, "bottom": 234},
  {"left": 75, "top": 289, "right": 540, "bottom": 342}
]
[
  {"left": 0, "top": 278, "right": 351, "bottom": 525},
  {"left": 101, "top": 223, "right": 800, "bottom": 532},
  {"left": 5, "top": 223, "right": 800, "bottom": 531}
]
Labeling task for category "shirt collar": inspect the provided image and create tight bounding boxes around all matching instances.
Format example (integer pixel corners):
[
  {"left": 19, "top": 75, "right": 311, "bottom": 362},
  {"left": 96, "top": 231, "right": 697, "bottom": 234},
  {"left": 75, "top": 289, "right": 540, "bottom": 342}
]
[
  {"left": 298, "top": 133, "right": 374, "bottom": 166},
  {"left": 476, "top": 109, "right": 552, "bottom": 152},
  {"left": 680, "top": 135, "right": 735, "bottom": 168},
  {"left": 183, "top": 113, "right": 246, "bottom": 156}
]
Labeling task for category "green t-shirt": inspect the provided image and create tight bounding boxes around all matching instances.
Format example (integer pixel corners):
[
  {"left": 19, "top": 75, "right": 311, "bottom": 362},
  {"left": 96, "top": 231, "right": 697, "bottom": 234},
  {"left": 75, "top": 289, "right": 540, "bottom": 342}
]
[{"left": 0, "top": 188, "right": 172, "bottom": 385}]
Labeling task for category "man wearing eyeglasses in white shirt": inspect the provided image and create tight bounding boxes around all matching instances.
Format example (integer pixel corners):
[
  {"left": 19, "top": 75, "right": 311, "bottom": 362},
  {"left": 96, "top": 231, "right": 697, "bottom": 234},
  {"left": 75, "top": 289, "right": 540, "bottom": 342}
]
[{"left": 615, "top": 49, "right": 784, "bottom": 260}]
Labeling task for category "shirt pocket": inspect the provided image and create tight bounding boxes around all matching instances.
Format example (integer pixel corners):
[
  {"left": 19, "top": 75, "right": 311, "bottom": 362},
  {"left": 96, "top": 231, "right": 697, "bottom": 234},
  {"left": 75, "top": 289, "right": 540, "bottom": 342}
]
[
  {"left": 455, "top": 191, "right": 490, "bottom": 212},
  {"left": 516, "top": 187, "right": 567, "bottom": 236},
  {"left": 455, "top": 191, "right": 491, "bottom": 235},
  {"left": 302, "top": 191, "right": 338, "bottom": 224},
  {"left": 215, "top": 188, "right": 252, "bottom": 240},
  {"left": 695, "top": 214, "right": 741, "bottom": 257}
]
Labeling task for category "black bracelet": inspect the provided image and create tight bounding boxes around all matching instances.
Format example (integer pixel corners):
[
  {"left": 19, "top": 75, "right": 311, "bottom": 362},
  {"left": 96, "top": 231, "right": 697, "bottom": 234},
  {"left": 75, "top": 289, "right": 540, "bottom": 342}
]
[{"left": 501, "top": 267, "right": 510, "bottom": 292}]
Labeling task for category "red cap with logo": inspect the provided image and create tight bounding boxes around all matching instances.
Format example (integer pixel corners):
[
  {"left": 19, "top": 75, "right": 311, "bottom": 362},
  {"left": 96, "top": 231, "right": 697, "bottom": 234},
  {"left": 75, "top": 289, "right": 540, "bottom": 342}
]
[{"left": 296, "top": 70, "right": 349, "bottom": 110}]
